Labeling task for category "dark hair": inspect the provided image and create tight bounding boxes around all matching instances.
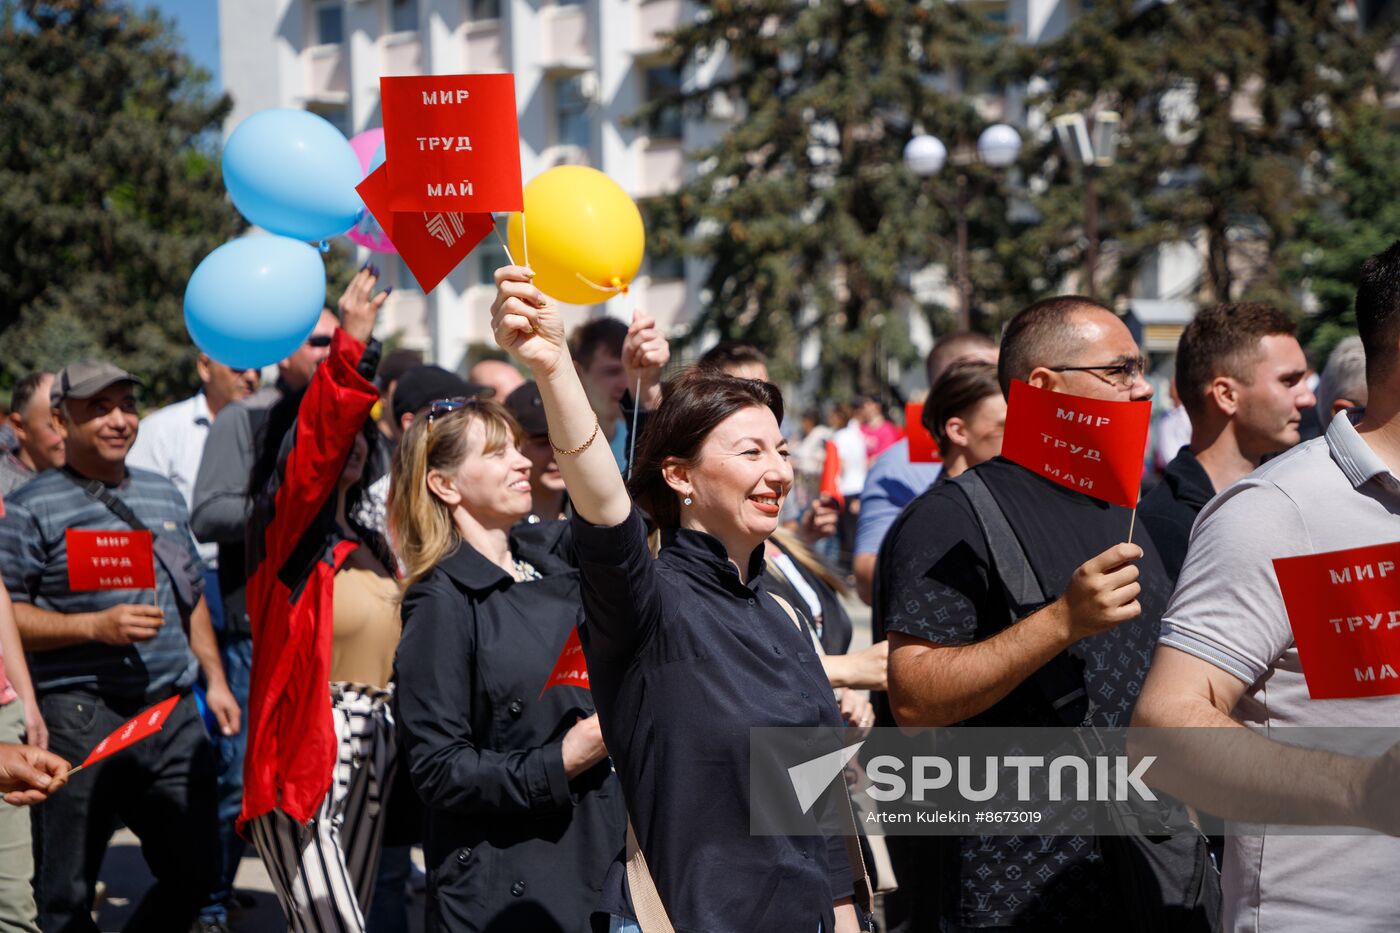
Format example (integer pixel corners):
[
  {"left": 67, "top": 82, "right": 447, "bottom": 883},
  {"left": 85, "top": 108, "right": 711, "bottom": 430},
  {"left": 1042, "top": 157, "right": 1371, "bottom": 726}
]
[
  {"left": 11, "top": 372, "right": 53, "bottom": 415},
  {"left": 628, "top": 368, "right": 784, "bottom": 529},
  {"left": 1175, "top": 303, "right": 1297, "bottom": 417},
  {"left": 698, "top": 341, "right": 768, "bottom": 373},
  {"left": 997, "top": 296, "right": 1112, "bottom": 396},
  {"left": 924, "top": 360, "right": 1002, "bottom": 456},
  {"left": 1355, "top": 240, "right": 1400, "bottom": 382},
  {"left": 926, "top": 332, "right": 997, "bottom": 386},
  {"left": 569, "top": 317, "right": 629, "bottom": 368}
]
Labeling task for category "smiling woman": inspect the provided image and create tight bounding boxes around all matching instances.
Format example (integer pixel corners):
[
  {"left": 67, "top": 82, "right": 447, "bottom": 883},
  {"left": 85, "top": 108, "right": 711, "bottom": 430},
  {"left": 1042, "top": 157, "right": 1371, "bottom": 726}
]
[{"left": 490, "top": 264, "right": 867, "bottom": 933}]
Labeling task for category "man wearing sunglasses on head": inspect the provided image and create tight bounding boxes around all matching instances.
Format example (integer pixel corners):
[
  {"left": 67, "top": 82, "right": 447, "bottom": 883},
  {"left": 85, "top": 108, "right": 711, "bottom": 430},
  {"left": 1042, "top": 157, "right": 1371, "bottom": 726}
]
[{"left": 188, "top": 267, "right": 388, "bottom": 933}]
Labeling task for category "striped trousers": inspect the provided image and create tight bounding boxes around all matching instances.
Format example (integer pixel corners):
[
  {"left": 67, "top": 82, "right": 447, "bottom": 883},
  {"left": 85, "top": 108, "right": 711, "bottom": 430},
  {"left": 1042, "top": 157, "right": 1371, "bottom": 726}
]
[{"left": 249, "top": 683, "right": 397, "bottom": 933}]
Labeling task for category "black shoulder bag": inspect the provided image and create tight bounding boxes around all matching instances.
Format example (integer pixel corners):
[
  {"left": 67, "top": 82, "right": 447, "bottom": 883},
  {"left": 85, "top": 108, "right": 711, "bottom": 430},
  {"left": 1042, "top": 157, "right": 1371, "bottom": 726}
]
[
  {"left": 75, "top": 477, "right": 203, "bottom": 619},
  {"left": 949, "top": 470, "right": 1220, "bottom": 933}
]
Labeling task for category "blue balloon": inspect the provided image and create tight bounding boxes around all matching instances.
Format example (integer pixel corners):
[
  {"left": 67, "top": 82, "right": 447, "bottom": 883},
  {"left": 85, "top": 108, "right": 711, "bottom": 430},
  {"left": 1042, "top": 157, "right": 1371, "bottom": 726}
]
[
  {"left": 185, "top": 236, "right": 327, "bottom": 370},
  {"left": 223, "top": 109, "right": 365, "bottom": 241},
  {"left": 370, "top": 142, "right": 386, "bottom": 174}
]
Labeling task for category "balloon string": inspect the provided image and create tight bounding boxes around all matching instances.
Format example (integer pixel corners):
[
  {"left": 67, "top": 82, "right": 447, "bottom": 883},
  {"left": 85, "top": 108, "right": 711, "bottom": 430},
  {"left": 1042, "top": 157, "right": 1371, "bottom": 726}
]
[
  {"left": 574, "top": 272, "right": 624, "bottom": 295},
  {"left": 626, "top": 290, "right": 641, "bottom": 483}
]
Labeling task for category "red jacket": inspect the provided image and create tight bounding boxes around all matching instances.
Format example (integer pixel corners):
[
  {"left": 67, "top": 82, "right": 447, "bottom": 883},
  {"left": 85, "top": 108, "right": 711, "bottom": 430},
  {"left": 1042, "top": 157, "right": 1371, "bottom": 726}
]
[{"left": 239, "top": 328, "right": 379, "bottom": 829}]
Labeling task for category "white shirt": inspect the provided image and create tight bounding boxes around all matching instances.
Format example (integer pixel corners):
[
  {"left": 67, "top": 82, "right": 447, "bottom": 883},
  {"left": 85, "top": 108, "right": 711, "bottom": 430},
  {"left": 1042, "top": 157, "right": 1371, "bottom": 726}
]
[
  {"left": 128, "top": 392, "right": 217, "bottom": 567},
  {"left": 832, "top": 422, "right": 869, "bottom": 497}
]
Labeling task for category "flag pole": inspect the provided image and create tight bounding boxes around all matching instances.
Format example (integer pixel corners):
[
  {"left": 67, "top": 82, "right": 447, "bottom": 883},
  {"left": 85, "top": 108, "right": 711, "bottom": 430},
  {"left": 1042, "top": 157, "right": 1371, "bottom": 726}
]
[
  {"left": 493, "top": 217, "right": 517, "bottom": 267},
  {"left": 1127, "top": 507, "right": 1137, "bottom": 545},
  {"left": 61, "top": 764, "right": 84, "bottom": 781},
  {"left": 521, "top": 211, "right": 530, "bottom": 270}
]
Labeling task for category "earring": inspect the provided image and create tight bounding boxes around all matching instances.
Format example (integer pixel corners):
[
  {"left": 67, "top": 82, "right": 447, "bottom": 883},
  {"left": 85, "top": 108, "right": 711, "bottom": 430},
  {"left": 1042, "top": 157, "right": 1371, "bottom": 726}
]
[{"left": 683, "top": 496, "right": 693, "bottom": 506}]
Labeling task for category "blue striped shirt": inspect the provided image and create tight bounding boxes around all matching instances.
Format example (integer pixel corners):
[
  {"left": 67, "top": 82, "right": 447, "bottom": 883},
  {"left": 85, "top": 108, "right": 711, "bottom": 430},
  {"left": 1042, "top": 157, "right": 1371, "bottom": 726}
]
[{"left": 0, "top": 466, "right": 205, "bottom": 698}]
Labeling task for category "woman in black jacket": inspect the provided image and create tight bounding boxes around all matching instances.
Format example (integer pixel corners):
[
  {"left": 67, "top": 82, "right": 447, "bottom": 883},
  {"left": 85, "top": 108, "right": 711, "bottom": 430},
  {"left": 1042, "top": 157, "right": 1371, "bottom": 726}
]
[
  {"left": 389, "top": 398, "right": 625, "bottom": 932},
  {"left": 491, "top": 268, "right": 864, "bottom": 933}
]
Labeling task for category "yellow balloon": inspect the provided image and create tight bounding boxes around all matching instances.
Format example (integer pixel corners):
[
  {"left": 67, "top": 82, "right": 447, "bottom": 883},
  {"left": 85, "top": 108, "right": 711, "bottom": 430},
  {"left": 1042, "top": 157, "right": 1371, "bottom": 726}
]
[{"left": 507, "top": 166, "right": 645, "bottom": 306}]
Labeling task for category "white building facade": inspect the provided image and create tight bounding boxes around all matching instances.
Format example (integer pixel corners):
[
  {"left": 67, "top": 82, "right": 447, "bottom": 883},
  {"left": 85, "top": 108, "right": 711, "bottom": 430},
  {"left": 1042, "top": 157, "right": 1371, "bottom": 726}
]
[{"left": 219, "top": 0, "right": 705, "bottom": 370}]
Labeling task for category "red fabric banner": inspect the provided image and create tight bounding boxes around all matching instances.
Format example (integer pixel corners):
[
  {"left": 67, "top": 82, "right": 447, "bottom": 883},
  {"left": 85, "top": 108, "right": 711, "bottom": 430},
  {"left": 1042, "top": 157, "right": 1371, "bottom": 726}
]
[
  {"left": 904, "top": 402, "right": 943, "bottom": 464},
  {"left": 65, "top": 529, "right": 156, "bottom": 592},
  {"left": 999, "top": 380, "right": 1151, "bottom": 508},
  {"left": 356, "top": 164, "right": 494, "bottom": 294},
  {"left": 80, "top": 694, "right": 181, "bottom": 768},
  {"left": 819, "top": 440, "right": 844, "bottom": 509},
  {"left": 1274, "top": 541, "right": 1400, "bottom": 699},
  {"left": 540, "top": 628, "right": 590, "bottom": 698},
  {"left": 380, "top": 74, "right": 523, "bottom": 213}
]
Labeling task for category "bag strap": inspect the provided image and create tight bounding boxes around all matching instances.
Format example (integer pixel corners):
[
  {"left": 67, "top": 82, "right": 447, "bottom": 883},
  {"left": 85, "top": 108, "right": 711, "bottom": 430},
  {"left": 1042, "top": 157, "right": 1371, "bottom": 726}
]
[
  {"left": 625, "top": 819, "right": 677, "bottom": 933},
  {"left": 769, "top": 591, "right": 876, "bottom": 918},
  {"left": 948, "top": 471, "right": 1088, "bottom": 725},
  {"left": 68, "top": 473, "right": 150, "bottom": 533}
]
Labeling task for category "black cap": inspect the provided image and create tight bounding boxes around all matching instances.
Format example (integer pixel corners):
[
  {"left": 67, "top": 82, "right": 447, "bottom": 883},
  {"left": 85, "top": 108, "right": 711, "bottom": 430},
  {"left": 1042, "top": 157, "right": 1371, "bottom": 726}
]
[
  {"left": 505, "top": 381, "right": 548, "bottom": 438},
  {"left": 377, "top": 348, "right": 424, "bottom": 391},
  {"left": 51, "top": 359, "right": 143, "bottom": 405},
  {"left": 392, "top": 365, "right": 492, "bottom": 424}
]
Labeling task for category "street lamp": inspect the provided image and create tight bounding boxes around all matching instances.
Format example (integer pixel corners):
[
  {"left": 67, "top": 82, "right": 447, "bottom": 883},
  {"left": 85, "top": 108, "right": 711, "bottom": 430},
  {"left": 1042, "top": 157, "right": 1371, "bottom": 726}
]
[
  {"left": 1053, "top": 110, "right": 1120, "bottom": 300},
  {"left": 903, "top": 124, "right": 1022, "bottom": 331}
]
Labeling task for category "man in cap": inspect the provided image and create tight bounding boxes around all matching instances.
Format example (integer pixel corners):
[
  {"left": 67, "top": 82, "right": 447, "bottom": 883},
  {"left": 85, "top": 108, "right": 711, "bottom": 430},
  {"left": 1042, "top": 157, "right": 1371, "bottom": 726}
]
[{"left": 0, "top": 359, "right": 238, "bottom": 931}]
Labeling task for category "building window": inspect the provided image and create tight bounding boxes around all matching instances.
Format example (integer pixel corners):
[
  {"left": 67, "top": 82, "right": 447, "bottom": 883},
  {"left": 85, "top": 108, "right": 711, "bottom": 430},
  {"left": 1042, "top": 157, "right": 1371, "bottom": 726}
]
[
  {"left": 554, "top": 75, "right": 591, "bottom": 151},
  {"left": 476, "top": 217, "right": 509, "bottom": 285},
  {"left": 307, "top": 102, "right": 350, "bottom": 137},
  {"left": 643, "top": 65, "right": 683, "bottom": 141},
  {"left": 468, "top": 0, "right": 501, "bottom": 22},
  {"left": 315, "top": 1, "right": 343, "bottom": 45},
  {"left": 555, "top": 0, "right": 585, "bottom": 9},
  {"left": 390, "top": 0, "right": 418, "bottom": 33},
  {"left": 649, "top": 249, "right": 684, "bottom": 281}
]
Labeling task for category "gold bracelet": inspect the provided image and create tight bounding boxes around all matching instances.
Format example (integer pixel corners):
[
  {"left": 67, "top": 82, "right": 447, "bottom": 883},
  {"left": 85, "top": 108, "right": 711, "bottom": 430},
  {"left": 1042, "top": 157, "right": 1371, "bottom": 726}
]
[{"left": 549, "top": 416, "right": 601, "bottom": 456}]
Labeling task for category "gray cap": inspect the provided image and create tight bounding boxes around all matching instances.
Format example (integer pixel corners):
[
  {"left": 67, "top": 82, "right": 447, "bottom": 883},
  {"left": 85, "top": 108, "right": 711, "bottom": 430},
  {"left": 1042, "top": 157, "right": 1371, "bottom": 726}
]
[{"left": 50, "top": 359, "right": 143, "bottom": 406}]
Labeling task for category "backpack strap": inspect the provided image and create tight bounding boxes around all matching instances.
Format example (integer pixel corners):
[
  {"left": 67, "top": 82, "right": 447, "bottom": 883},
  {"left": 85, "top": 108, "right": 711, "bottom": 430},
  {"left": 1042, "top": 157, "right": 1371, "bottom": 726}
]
[{"left": 948, "top": 471, "right": 1088, "bottom": 726}]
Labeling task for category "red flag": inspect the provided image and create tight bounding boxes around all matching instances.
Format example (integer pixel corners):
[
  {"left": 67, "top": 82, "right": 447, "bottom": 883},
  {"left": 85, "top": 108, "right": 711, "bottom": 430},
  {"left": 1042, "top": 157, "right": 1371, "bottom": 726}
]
[
  {"left": 356, "top": 164, "right": 494, "bottom": 294},
  {"left": 540, "top": 628, "right": 590, "bottom": 698},
  {"left": 380, "top": 74, "right": 523, "bottom": 213},
  {"left": 65, "top": 529, "right": 156, "bottom": 592},
  {"left": 80, "top": 695, "right": 181, "bottom": 768},
  {"left": 1273, "top": 541, "right": 1400, "bottom": 699},
  {"left": 999, "top": 380, "right": 1151, "bottom": 508},
  {"left": 904, "top": 402, "right": 943, "bottom": 464},
  {"left": 819, "top": 440, "right": 844, "bottom": 509}
]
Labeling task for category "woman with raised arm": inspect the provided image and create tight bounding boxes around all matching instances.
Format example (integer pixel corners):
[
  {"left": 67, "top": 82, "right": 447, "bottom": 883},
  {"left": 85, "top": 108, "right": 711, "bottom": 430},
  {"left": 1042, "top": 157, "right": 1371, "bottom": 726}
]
[{"left": 491, "top": 266, "right": 863, "bottom": 933}]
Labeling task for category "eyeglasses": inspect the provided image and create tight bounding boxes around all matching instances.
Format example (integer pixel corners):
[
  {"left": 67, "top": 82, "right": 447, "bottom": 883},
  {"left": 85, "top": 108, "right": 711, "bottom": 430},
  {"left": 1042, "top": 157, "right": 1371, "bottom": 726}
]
[
  {"left": 306, "top": 334, "right": 333, "bottom": 349},
  {"left": 1048, "top": 356, "right": 1148, "bottom": 389}
]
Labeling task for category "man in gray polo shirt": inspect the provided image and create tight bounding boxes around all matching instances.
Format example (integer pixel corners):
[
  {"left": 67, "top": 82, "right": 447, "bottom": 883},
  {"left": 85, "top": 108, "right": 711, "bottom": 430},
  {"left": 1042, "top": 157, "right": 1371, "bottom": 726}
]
[{"left": 1134, "top": 241, "right": 1400, "bottom": 932}]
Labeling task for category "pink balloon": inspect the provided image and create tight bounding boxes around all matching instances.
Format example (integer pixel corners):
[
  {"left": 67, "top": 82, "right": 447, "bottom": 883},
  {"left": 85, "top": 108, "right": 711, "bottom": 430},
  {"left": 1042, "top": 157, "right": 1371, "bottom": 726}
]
[{"left": 347, "top": 128, "right": 396, "bottom": 254}]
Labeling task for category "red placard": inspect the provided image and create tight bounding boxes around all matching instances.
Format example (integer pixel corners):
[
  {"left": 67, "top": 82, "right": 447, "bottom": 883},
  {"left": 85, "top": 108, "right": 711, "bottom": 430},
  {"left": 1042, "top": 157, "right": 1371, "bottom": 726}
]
[
  {"left": 1273, "top": 541, "right": 1400, "bottom": 699},
  {"left": 540, "top": 628, "right": 590, "bottom": 698},
  {"left": 1000, "top": 380, "right": 1151, "bottom": 508},
  {"left": 819, "top": 440, "right": 844, "bottom": 510},
  {"left": 380, "top": 74, "right": 523, "bottom": 213},
  {"left": 905, "top": 403, "right": 943, "bottom": 464},
  {"left": 356, "top": 164, "right": 494, "bottom": 294},
  {"left": 65, "top": 529, "right": 156, "bottom": 592},
  {"left": 80, "top": 695, "right": 181, "bottom": 768}
]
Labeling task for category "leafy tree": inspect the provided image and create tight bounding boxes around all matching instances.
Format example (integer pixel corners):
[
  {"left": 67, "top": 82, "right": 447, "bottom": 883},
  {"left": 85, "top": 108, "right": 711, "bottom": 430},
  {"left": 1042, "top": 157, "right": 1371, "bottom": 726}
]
[
  {"left": 0, "top": 0, "right": 243, "bottom": 405},
  {"left": 643, "top": 0, "right": 1024, "bottom": 397},
  {"left": 1024, "top": 0, "right": 1396, "bottom": 309}
]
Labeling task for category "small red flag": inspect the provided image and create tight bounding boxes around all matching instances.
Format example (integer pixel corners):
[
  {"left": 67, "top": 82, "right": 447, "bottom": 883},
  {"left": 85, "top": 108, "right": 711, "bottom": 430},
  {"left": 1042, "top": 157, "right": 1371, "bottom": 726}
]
[
  {"left": 1274, "top": 541, "right": 1400, "bottom": 699},
  {"left": 904, "top": 402, "right": 943, "bottom": 464},
  {"left": 65, "top": 530, "right": 156, "bottom": 592},
  {"left": 356, "top": 164, "right": 494, "bottom": 294},
  {"left": 80, "top": 695, "right": 181, "bottom": 768},
  {"left": 999, "top": 380, "right": 1151, "bottom": 508},
  {"left": 380, "top": 74, "right": 524, "bottom": 213},
  {"left": 819, "top": 440, "right": 844, "bottom": 510},
  {"left": 540, "top": 628, "right": 590, "bottom": 699}
]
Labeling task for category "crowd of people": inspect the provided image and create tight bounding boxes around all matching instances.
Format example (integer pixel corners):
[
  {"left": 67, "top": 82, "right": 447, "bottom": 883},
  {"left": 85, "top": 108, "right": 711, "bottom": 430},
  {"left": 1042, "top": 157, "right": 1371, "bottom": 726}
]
[{"left": 0, "top": 236, "right": 1390, "bottom": 933}]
